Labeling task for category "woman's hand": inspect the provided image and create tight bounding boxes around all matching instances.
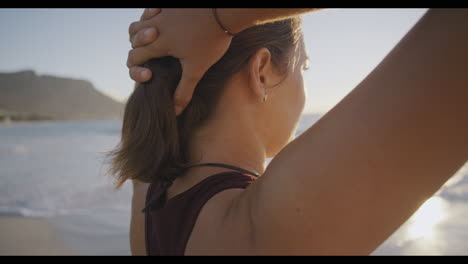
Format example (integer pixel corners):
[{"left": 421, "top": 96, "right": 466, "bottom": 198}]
[{"left": 127, "top": 8, "right": 234, "bottom": 116}]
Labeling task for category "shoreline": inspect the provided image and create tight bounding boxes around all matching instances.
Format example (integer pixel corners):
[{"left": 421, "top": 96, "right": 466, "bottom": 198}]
[
  {"left": 0, "top": 118, "right": 123, "bottom": 126},
  {"left": 0, "top": 216, "right": 75, "bottom": 256}
]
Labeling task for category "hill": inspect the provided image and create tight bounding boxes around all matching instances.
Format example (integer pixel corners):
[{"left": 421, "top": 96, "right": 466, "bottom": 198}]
[{"left": 0, "top": 70, "right": 124, "bottom": 121}]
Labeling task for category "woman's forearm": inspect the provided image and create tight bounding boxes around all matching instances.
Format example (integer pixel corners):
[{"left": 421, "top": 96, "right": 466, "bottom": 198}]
[{"left": 216, "top": 8, "right": 321, "bottom": 35}]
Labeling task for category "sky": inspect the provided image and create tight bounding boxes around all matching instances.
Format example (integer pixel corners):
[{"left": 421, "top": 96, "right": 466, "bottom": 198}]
[{"left": 0, "top": 8, "right": 428, "bottom": 114}]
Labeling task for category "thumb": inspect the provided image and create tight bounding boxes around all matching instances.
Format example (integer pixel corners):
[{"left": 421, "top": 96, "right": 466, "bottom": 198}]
[{"left": 173, "top": 63, "right": 205, "bottom": 116}]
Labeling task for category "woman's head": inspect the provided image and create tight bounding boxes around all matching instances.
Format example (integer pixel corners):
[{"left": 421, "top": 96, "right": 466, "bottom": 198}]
[{"left": 107, "top": 16, "right": 308, "bottom": 188}]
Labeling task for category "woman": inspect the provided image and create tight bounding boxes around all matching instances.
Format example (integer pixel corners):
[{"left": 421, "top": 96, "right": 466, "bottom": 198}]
[{"left": 111, "top": 9, "right": 468, "bottom": 255}]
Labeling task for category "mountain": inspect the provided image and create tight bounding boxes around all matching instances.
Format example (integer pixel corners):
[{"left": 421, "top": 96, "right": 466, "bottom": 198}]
[{"left": 0, "top": 70, "right": 124, "bottom": 121}]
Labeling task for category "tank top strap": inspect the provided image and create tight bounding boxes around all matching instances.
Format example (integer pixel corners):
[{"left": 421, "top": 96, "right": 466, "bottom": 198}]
[{"left": 145, "top": 171, "right": 257, "bottom": 256}]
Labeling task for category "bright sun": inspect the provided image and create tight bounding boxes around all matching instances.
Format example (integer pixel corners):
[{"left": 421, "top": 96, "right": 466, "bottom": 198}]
[{"left": 406, "top": 196, "right": 446, "bottom": 240}]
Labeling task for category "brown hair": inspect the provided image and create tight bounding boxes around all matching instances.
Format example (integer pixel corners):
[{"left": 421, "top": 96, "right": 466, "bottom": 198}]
[{"left": 106, "top": 17, "right": 303, "bottom": 191}]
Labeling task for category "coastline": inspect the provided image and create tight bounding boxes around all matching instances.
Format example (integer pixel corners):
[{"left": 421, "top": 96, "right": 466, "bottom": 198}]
[{"left": 0, "top": 216, "right": 75, "bottom": 256}]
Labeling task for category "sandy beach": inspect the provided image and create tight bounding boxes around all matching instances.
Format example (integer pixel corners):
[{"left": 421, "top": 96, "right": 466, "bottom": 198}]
[{"left": 0, "top": 216, "right": 75, "bottom": 256}]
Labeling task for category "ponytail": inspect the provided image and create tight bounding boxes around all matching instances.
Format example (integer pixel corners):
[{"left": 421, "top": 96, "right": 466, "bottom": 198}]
[{"left": 106, "top": 57, "right": 192, "bottom": 189}]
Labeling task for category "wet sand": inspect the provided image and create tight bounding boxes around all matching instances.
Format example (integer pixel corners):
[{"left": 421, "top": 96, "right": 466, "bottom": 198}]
[{"left": 0, "top": 216, "right": 75, "bottom": 255}]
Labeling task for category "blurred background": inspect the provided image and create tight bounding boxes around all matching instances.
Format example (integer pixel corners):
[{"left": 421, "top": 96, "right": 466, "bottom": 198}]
[{"left": 1, "top": 8, "right": 467, "bottom": 255}]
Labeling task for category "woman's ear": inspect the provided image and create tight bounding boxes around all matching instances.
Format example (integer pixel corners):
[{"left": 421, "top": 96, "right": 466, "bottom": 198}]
[{"left": 247, "top": 48, "right": 274, "bottom": 103}]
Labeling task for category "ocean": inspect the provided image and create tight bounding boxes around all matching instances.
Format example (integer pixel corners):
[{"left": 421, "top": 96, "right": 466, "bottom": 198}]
[{"left": 1, "top": 114, "right": 467, "bottom": 255}]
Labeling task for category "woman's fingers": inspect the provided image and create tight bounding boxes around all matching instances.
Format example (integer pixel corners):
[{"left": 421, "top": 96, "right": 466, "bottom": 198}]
[
  {"left": 129, "top": 9, "right": 161, "bottom": 42},
  {"left": 128, "top": 19, "right": 156, "bottom": 42},
  {"left": 129, "top": 66, "right": 152, "bottom": 83},
  {"left": 131, "top": 27, "right": 158, "bottom": 49},
  {"left": 140, "top": 8, "right": 161, "bottom": 21},
  {"left": 127, "top": 10, "right": 163, "bottom": 82},
  {"left": 127, "top": 45, "right": 167, "bottom": 68}
]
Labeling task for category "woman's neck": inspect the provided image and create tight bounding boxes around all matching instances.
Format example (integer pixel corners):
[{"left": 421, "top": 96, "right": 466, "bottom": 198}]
[{"left": 186, "top": 116, "right": 267, "bottom": 182}]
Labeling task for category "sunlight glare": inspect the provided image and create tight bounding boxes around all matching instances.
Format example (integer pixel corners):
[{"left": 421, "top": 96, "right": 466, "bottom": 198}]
[{"left": 407, "top": 196, "right": 446, "bottom": 240}]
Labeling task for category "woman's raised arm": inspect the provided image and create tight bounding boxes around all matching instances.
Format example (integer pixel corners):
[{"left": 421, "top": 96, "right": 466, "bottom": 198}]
[{"left": 235, "top": 8, "right": 468, "bottom": 254}]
